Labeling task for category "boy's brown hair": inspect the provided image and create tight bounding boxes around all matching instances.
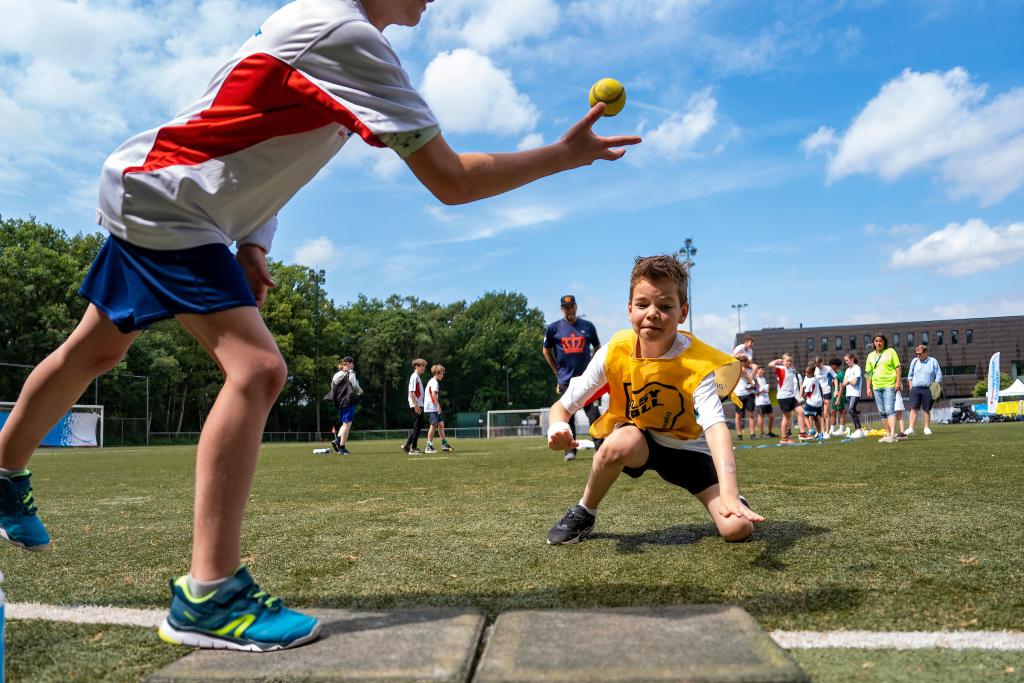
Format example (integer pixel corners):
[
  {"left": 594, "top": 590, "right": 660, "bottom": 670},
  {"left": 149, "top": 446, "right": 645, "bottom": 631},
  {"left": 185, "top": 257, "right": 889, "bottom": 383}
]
[
  {"left": 629, "top": 255, "right": 688, "bottom": 305},
  {"left": 431, "top": 364, "right": 445, "bottom": 376},
  {"left": 412, "top": 358, "right": 427, "bottom": 369}
]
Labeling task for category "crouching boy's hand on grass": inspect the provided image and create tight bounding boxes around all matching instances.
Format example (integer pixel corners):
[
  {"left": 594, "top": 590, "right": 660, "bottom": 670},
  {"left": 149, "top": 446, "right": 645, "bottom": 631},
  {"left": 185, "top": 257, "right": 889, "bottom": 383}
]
[
  {"left": 720, "top": 494, "right": 765, "bottom": 523},
  {"left": 547, "top": 421, "right": 578, "bottom": 451}
]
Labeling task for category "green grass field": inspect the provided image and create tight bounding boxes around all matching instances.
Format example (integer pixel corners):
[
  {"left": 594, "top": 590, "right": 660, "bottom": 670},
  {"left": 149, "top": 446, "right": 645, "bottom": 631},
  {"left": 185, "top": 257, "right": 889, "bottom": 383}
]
[{"left": 4, "top": 423, "right": 1023, "bottom": 681}]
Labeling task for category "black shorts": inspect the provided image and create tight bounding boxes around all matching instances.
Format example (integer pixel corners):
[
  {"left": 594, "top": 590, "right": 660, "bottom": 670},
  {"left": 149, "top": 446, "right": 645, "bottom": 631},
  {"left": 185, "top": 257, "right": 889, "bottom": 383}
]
[
  {"left": 778, "top": 397, "right": 798, "bottom": 413},
  {"left": 737, "top": 394, "right": 756, "bottom": 417},
  {"left": 909, "top": 386, "right": 933, "bottom": 411},
  {"left": 757, "top": 404, "right": 773, "bottom": 415},
  {"left": 622, "top": 431, "right": 718, "bottom": 495},
  {"left": 803, "top": 404, "right": 822, "bottom": 418}
]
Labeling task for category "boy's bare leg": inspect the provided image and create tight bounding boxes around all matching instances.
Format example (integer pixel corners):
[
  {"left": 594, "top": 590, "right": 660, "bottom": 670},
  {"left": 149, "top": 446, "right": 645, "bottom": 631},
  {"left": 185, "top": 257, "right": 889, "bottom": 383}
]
[
  {"left": 438, "top": 422, "right": 446, "bottom": 441},
  {"left": 580, "top": 426, "right": 648, "bottom": 510},
  {"left": 338, "top": 421, "right": 353, "bottom": 446},
  {"left": 425, "top": 424, "right": 436, "bottom": 444},
  {"left": 0, "top": 305, "right": 138, "bottom": 469},
  {"left": 176, "top": 307, "right": 286, "bottom": 581},
  {"left": 696, "top": 484, "right": 753, "bottom": 542}
]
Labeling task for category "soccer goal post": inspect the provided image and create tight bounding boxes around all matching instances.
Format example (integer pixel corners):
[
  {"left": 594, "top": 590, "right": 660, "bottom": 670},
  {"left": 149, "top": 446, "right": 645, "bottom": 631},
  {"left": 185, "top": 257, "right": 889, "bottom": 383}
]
[
  {"left": 0, "top": 402, "right": 104, "bottom": 448},
  {"left": 485, "top": 408, "right": 548, "bottom": 439}
]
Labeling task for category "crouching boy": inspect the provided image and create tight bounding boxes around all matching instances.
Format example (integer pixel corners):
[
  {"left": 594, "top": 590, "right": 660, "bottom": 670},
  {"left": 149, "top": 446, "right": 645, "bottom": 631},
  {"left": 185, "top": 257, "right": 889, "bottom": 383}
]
[{"left": 546, "top": 255, "right": 764, "bottom": 544}]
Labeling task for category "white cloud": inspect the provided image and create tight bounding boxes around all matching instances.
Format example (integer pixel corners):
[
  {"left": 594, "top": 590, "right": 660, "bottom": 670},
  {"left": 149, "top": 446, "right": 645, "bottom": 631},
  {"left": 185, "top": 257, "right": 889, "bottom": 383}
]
[
  {"left": 863, "top": 222, "right": 926, "bottom": 236},
  {"left": 813, "top": 68, "right": 1024, "bottom": 205},
  {"left": 932, "top": 298, "right": 1024, "bottom": 319},
  {"left": 420, "top": 49, "right": 538, "bottom": 136},
  {"left": 517, "top": 133, "right": 545, "bottom": 151},
  {"left": 421, "top": 203, "right": 564, "bottom": 245},
  {"left": 632, "top": 89, "right": 718, "bottom": 163},
  {"left": 424, "top": 0, "right": 559, "bottom": 53},
  {"left": 292, "top": 237, "right": 341, "bottom": 270},
  {"left": 800, "top": 126, "right": 837, "bottom": 156},
  {"left": 690, "top": 313, "right": 739, "bottom": 355},
  {"left": 568, "top": 0, "right": 709, "bottom": 28},
  {"left": 889, "top": 218, "right": 1024, "bottom": 275}
]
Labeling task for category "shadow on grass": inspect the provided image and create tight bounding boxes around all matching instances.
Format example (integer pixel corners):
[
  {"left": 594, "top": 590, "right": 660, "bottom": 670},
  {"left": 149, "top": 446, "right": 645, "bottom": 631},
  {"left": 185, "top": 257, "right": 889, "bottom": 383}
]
[{"left": 590, "top": 520, "right": 830, "bottom": 571}]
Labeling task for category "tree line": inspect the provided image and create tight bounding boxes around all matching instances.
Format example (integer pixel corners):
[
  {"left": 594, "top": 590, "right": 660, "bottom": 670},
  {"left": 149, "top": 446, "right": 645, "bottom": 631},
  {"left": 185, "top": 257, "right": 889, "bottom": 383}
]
[{"left": 0, "top": 216, "right": 558, "bottom": 437}]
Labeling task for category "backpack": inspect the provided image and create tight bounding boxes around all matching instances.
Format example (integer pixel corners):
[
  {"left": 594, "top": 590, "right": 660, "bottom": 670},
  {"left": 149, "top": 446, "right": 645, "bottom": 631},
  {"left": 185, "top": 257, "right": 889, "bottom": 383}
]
[{"left": 323, "top": 372, "right": 358, "bottom": 409}]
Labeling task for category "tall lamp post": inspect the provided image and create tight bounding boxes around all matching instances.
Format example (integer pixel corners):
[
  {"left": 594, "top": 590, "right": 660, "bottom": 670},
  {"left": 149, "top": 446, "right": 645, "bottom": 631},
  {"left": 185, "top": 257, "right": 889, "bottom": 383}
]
[
  {"left": 313, "top": 268, "right": 326, "bottom": 440},
  {"left": 731, "top": 303, "right": 748, "bottom": 335},
  {"left": 679, "top": 237, "right": 697, "bottom": 333}
]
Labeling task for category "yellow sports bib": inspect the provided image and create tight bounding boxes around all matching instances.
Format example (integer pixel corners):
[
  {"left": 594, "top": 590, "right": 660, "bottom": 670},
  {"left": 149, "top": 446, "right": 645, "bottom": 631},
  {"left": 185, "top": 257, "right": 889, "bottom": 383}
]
[{"left": 590, "top": 329, "right": 741, "bottom": 441}]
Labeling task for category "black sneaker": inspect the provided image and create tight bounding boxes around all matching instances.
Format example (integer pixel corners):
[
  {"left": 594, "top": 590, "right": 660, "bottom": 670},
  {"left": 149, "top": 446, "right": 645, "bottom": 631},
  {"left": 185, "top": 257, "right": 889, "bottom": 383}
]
[
  {"left": 339, "top": 446, "right": 352, "bottom": 455},
  {"left": 330, "top": 438, "right": 341, "bottom": 453},
  {"left": 547, "top": 505, "right": 596, "bottom": 545},
  {"left": 737, "top": 435, "right": 743, "bottom": 441},
  {"left": 767, "top": 432, "right": 778, "bottom": 438}
]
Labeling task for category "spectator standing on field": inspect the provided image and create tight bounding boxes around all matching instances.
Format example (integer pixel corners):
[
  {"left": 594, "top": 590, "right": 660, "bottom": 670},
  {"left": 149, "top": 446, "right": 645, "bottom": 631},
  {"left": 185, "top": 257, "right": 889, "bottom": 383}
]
[
  {"left": 769, "top": 354, "right": 804, "bottom": 443},
  {"left": 865, "top": 335, "right": 903, "bottom": 444},
  {"left": 827, "top": 358, "right": 848, "bottom": 436},
  {"left": 733, "top": 358, "right": 756, "bottom": 440},
  {"left": 423, "top": 364, "right": 453, "bottom": 453},
  {"left": 329, "top": 356, "right": 363, "bottom": 454},
  {"left": 543, "top": 294, "right": 601, "bottom": 461},
  {"left": 842, "top": 353, "right": 865, "bottom": 438},
  {"left": 732, "top": 336, "right": 754, "bottom": 362},
  {"left": 753, "top": 365, "right": 776, "bottom": 438},
  {"left": 905, "top": 344, "right": 942, "bottom": 436},
  {"left": 402, "top": 358, "right": 428, "bottom": 455}
]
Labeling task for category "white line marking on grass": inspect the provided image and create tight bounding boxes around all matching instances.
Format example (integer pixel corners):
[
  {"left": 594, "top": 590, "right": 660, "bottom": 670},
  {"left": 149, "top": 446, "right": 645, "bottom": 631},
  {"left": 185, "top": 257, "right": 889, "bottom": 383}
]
[
  {"left": 7, "top": 602, "right": 164, "bottom": 628},
  {"left": 7, "top": 603, "right": 1024, "bottom": 650},
  {"left": 771, "top": 630, "right": 1024, "bottom": 650}
]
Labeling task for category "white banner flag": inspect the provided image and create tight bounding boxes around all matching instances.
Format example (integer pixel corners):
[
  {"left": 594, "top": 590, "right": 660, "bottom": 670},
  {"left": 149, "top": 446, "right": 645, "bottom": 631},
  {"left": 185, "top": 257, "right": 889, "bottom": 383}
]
[{"left": 987, "top": 352, "right": 1001, "bottom": 414}]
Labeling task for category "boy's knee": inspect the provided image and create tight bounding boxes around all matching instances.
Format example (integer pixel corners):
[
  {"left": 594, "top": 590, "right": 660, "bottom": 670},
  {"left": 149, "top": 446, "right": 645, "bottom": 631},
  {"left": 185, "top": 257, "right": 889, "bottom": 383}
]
[
  {"left": 721, "top": 519, "right": 754, "bottom": 543},
  {"left": 234, "top": 353, "right": 287, "bottom": 398},
  {"left": 593, "top": 442, "right": 633, "bottom": 470}
]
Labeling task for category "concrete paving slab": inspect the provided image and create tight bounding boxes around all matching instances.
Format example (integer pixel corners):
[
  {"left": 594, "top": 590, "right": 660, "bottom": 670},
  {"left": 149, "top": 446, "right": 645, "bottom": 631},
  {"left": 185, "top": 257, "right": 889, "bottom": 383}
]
[
  {"left": 473, "top": 606, "right": 808, "bottom": 683},
  {"left": 146, "top": 608, "right": 485, "bottom": 683}
]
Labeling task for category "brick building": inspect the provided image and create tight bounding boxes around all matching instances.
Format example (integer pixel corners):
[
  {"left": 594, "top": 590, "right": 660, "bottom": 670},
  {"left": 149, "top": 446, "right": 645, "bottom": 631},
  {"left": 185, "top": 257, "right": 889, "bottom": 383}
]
[{"left": 736, "top": 315, "right": 1024, "bottom": 398}]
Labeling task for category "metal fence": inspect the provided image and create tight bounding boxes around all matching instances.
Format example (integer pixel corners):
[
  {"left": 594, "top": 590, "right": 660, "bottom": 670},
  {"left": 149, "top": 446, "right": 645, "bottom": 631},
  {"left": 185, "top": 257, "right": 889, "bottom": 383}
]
[{"left": 144, "top": 426, "right": 490, "bottom": 447}]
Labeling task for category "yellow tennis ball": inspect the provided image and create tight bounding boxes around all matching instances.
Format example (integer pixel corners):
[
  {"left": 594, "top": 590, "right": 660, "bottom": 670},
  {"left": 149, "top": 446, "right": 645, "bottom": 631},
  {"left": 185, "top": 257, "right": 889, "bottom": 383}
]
[{"left": 589, "top": 78, "right": 626, "bottom": 116}]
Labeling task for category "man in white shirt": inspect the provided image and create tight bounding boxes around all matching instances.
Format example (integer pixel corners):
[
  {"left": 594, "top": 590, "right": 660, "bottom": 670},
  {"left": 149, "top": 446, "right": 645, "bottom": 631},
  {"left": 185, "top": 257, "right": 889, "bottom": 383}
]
[{"left": 842, "top": 353, "right": 865, "bottom": 438}]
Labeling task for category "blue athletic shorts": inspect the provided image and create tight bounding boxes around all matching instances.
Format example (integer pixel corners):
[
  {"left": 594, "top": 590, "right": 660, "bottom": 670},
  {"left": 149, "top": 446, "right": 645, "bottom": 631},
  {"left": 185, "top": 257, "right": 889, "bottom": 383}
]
[
  {"left": 79, "top": 236, "right": 256, "bottom": 333},
  {"left": 427, "top": 412, "right": 443, "bottom": 426},
  {"left": 337, "top": 405, "right": 357, "bottom": 424}
]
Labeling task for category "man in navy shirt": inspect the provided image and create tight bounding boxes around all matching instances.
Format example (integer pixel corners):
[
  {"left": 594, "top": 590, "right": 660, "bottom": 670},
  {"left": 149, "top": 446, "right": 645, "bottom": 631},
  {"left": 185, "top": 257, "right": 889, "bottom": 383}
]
[{"left": 543, "top": 295, "right": 602, "bottom": 460}]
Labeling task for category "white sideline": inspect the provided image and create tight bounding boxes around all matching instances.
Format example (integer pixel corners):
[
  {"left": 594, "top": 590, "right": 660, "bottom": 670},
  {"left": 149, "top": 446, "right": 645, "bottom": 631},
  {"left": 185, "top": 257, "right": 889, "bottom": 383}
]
[{"left": 6, "top": 602, "right": 1024, "bottom": 650}]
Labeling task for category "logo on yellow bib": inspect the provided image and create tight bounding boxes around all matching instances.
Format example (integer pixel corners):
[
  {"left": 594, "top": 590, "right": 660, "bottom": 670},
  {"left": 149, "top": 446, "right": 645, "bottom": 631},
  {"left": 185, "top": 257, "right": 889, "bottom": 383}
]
[{"left": 624, "top": 381, "right": 686, "bottom": 430}]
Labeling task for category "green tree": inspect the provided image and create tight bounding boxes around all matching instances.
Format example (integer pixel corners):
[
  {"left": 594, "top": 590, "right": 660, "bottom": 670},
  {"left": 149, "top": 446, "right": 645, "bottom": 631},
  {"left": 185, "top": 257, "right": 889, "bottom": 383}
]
[{"left": 972, "top": 372, "right": 1011, "bottom": 398}]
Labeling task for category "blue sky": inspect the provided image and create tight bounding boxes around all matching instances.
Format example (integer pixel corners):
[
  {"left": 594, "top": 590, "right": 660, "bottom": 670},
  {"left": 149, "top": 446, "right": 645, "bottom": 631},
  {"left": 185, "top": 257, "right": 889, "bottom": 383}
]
[{"left": 1, "top": 0, "right": 1022, "bottom": 352}]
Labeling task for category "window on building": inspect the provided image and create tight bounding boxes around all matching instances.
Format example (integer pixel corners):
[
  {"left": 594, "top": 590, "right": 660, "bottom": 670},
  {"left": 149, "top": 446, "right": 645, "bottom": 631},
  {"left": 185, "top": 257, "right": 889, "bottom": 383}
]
[
  {"left": 936, "top": 330, "right": 943, "bottom": 346},
  {"left": 836, "top": 336, "right": 843, "bottom": 351},
  {"left": 940, "top": 365, "right": 975, "bottom": 376},
  {"left": 966, "top": 329, "right": 973, "bottom": 343},
  {"left": 864, "top": 335, "right": 871, "bottom": 349},
  {"left": 850, "top": 335, "right": 857, "bottom": 350},
  {"left": 807, "top": 338, "right": 814, "bottom": 352},
  {"left": 922, "top": 331, "right": 929, "bottom": 346},
  {"left": 951, "top": 329, "right": 959, "bottom": 344},
  {"left": 893, "top": 332, "right": 901, "bottom": 347},
  {"left": 821, "top": 336, "right": 828, "bottom": 352},
  {"left": 907, "top": 332, "right": 914, "bottom": 347}
]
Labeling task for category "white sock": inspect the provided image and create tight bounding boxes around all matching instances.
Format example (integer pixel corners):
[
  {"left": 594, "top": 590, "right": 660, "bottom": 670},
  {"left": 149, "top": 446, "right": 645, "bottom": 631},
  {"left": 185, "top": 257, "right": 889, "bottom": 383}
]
[
  {"left": 0, "top": 468, "right": 27, "bottom": 477},
  {"left": 187, "top": 574, "right": 231, "bottom": 598},
  {"left": 578, "top": 500, "right": 598, "bottom": 515}
]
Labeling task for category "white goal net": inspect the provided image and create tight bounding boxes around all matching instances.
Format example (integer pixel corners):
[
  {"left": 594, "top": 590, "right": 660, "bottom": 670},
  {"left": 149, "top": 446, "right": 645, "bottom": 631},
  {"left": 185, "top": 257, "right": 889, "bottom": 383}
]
[
  {"left": 0, "top": 402, "right": 104, "bottom": 448},
  {"left": 485, "top": 408, "right": 548, "bottom": 439}
]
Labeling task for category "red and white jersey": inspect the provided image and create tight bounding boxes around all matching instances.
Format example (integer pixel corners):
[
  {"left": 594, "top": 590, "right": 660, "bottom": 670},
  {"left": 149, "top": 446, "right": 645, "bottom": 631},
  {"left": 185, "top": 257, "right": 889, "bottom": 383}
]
[
  {"left": 408, "top": 372, "right": 424, "bottom": 408},
  {"left": 97, "top": 0, "right": 437, "bottom": 252}
]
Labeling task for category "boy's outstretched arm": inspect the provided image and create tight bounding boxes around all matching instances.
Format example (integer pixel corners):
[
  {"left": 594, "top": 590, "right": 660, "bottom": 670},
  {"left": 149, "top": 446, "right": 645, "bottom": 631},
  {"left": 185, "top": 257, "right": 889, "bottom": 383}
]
[
  {"left": 546, "top": 400, "right": 578, "bottom": 452},
  {"left": 405, "top": 103, "right": 641, "bottom": 206},
  {"left": 704, "top": 422, "right": 765, "bottom": 523}
]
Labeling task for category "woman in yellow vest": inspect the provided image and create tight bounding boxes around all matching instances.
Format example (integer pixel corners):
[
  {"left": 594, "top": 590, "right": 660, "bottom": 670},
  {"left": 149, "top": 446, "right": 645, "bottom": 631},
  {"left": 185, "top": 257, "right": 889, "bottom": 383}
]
[{"left": 546, "top": 255, "right": 764, "bottom": 544}]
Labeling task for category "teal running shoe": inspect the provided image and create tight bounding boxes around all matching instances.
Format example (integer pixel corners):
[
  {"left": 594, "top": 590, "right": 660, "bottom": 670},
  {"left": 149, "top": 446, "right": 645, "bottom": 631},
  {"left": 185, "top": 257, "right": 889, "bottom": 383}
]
[
  {"left": 158, "top": 566, "right": 320, "bottom": 651},
  {"left": 0, "top": 471, "right": 51, "bottom": 551}
]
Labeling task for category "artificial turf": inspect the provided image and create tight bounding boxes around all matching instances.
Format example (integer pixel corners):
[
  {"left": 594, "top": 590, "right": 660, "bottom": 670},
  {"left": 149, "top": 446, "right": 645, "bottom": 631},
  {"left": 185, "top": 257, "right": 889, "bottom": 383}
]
[{"left": 3, "top": 422, "right": 1022, "bottom": 681}]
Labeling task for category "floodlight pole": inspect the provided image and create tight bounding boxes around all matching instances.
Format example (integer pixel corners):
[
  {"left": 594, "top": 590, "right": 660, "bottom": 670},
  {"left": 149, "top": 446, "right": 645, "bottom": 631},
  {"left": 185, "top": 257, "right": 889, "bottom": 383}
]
[
  {"left": 313, "top": 268, "right": 325, "bottom": 441},
  {"left": 731, "top": 303, "right": 748, "bottom": 335},
  {"left": 679, "top": 237, "right": 697, "bottom": 333}
]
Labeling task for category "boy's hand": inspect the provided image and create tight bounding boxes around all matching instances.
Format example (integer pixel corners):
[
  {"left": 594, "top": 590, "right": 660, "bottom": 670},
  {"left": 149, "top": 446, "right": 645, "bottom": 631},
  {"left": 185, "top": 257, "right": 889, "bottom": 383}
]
[
  {"left": 720, "top": 494, "right": 765, "bottom": 523},
  {"left": 546, "top": 420, "right": 578, "bottom": 451},
  {"left": 236, "top": 244, "right": 275, "bottom": 307},
  {"left": 559, "top": 104, "right": 642, "bottom": 167}
]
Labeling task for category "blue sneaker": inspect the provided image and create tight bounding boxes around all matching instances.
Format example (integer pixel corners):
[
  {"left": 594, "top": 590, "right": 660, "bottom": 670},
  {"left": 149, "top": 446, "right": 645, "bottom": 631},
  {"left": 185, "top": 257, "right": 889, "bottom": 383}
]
[
  {"left": 158, "top": 566, "right": 320, "bottom": 651},
  {"left": 0, "top": 471, "right": 51, "bottom": 551}
]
